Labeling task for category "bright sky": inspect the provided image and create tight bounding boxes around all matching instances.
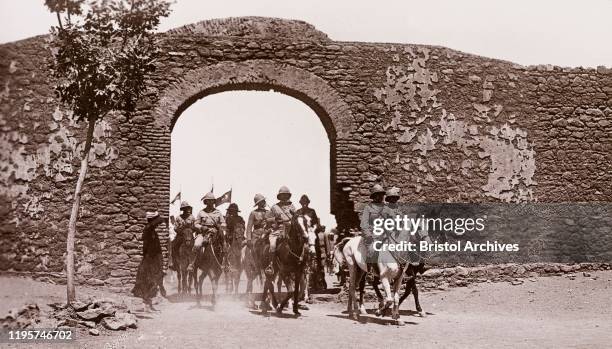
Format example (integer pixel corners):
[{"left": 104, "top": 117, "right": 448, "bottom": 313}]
[
  {"left": 170, "top": 92, "right": 332, "bottom": 227},
  {"left": 1, "top": 0, "right": 611, "bottom": 228},
  {"left": 2, "top": 0, "right": 611, "bottom": 66}
]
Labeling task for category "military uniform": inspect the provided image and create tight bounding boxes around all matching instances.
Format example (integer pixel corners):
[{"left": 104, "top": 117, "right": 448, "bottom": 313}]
[
  {"left": 361, "top": 184, "right": 386, "bottom": 264},
  {"left": 170, "top": 201, "right": 194, "bottom": 270},
  {"left": 267, "top": 186, "right": 296, "bottom": 254},
  {"left": 194, "top": 208, "right": 226, "bottom": 246},
  {"left": 360, "top": 202, "right": 386, "bottom": 238},
  {"left": 246, "top": 208, "right": 268, "bottom": 241},
  {"left": 267, "top": 201, "right": 296, "bottom": 252}
]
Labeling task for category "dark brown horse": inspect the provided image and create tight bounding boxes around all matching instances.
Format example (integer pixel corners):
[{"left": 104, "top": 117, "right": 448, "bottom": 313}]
[
  {"left": 224, "top": 224, "right": 245, "bottom": 294},
  {"left": 193, "top": 229, "right": 224, "bottom": 308},
  {"left": 241, "top": 241, "right": 262, "bottom": 309},
  {"left": 255, "top": 214, "right": 317, "bottom": 316},
  {"left": 172, "top": 224, "right": 194, "bottom": 297}
]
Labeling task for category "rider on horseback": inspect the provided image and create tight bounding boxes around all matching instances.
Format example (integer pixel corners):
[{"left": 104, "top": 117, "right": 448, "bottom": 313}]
[
  {"left": 173, "top": 201, "right": 195, "bottom": 268},
  {"left": 245, "top": 193, "right": 268, "bottom": 246},
  {"left": 225, "top": 203, "right": 245, "bottom": 246},
  {"left": 189, "top": 192, "right": 226, "bottom": 272},
  {"left": 360, "top": 184, "right": 386, "bottom": 274},
  {"left": 265, "top": 186, "right": 296, "bottom": 273},
  {"left": 295, "top": 194, "right": 320, "bottom": 228}
]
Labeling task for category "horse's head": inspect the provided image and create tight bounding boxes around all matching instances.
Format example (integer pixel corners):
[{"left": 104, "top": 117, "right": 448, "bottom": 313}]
[{"left": 296, "top": 214, "right": 317, "bottom": 255}]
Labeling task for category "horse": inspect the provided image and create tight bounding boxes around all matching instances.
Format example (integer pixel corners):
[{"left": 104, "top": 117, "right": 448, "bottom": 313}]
[
  {"left": 176, "top": 230, "right": 195, "bottom": 297},
  {"left": 241, "top": 240, "right": 262, "bottom": 309},
  {"left": 337, "top": 227, "right": 414, "bottom": 325},
  {"left": 365, "top": 262, "right": 428, "bottom": 317},
  {"left": 193, "top": 228, "right": 224, "bottom": 308},
  {"left": 335, "top": 227, "right": 431, "bottom": 322},
  {"left": 224, "top": 223, "right": 245, "bottom": 294},
  {"left": 254, "top": 213, "right": 317, "bottom": 316},
  {"left": 170, "top": 216, "right": 195, "bottom": 297}
]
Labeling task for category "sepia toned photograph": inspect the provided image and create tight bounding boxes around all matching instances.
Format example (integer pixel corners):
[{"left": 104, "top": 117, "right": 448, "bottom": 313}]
[{"left": 0, "top": 1, "right": 611, "bottom": 348}]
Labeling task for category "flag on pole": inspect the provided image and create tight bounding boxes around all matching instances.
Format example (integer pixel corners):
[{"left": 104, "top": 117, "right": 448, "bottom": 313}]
[
  {"left": 170, "top": 192, "right": 181, "bottom": 204},
  {"left": 215, "top": 189, "right": 232, "bottom": 207}
]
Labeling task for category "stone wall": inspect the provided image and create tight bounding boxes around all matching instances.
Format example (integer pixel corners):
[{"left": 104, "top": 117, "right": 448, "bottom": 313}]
[{"left": 1, "top": 17, "right": 611, "bottom": 291}]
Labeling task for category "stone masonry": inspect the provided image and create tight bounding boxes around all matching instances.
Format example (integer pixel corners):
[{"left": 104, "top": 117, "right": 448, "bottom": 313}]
[{"left": 0, "top": 17, "right": 611, "bottom": 291}]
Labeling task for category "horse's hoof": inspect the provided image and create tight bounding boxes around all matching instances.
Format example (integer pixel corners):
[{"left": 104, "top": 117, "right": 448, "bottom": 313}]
[
  {"left": 396, "top": 319, "right": 405, "bottom": 326},
  {"left": 276, "top": 306, "right": 283, "bottom": 314},
  {"left": 418, "top": 311, "right": 425, "bottom": 317},
  {"left": 298, "top": 304, "right": 309, "bottom": 310},
  {"left": 293, "top": 310, "right": 301, "bottom": 317}
]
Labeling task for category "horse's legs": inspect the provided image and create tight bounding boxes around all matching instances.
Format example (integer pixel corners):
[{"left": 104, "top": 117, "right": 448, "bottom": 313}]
[
  {"left": 347, "top": 262, "right": 362, "bottom": 320},
  {"left": 380, "top": 273, "right": 394, "bottom": 310},
  {"left": 277, "top": 273, "right": 293, "bottom": 312},
  {"left": 398, "top": 277, "right": 413, "bottom": 307},
  {"left": 260, "top": 275, "right": 269, "bottom": 313},
  {"left": 196, "top": 269, "right": 205, "bottom": 306},
  {"left": 391, "top": 273, "right": 404, "bottom": 324},
  {"left": 303, "top": 267, "right": 312, "bottom": 304},
  {"left": 262, "top": 274, "right": 278, "bottom": 312},
  {"left": 209, "top": 269, "right": 218, "bottom": 309},
  {"left": 276, "top": 274, "right": 283, "bottom": 293},
  {"left": 403, "top": 276, "right": 424, "bottom": 316},
  {"left": 234, "top": 266, "right": 242, "bottom": 295},
  {"left": 293, "top": 270, "right": 302, "bottom": 316},
  {"left": 357, "top": 272, "right": 368, "bottom": 315},
  {"left": 176, "top": 267, "right": 182, "bottom": 295}
]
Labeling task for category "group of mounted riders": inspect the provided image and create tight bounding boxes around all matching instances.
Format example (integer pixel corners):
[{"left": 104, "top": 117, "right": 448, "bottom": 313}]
[
  {"left": 169, "top": 186, "right": 325, "bottom": 314},
  {"left": 334, "top": 183, "right": 430, "bottom": 325},
  {"left": 166, "top": 183, "right": 428, "bottom": 321}
]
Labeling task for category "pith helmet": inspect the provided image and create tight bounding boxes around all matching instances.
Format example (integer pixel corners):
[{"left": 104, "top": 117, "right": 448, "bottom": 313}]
[
  {"left": 202, "top": 192, "right": 216, "bottom": 202},
  {"left": 385, "top": 187, "right": 401, "bottom": 198},
  {"left": 370, "top": 184, "right": 385, "bottom": 199},
  {"left": 180, "top": 201, "right": 192, "bottom": 210},
  {"left": 299, "top": 194, "right": 310, "bottom": 205},
  {"left": 253, "top": 193, "right": 266, "bottom": 206},
  {"left": 227, "top": 203, "right": 240, "bottom": 212},
  {"left": 277, "top": 186, "right": 292, "bottom": 200}
]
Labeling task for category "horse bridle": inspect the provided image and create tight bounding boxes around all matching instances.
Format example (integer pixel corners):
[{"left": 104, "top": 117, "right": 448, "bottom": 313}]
[{"left": 286, "top": 215, "right": 316, "bottom": 262}]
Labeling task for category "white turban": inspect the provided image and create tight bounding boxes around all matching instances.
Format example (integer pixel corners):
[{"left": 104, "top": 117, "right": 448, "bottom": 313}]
[{"left": 145, "top": 211, "right": 159, "bottom": 219}]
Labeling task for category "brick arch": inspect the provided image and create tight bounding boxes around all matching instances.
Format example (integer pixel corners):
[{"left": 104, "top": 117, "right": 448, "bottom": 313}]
[
  {"left": 153, "top": 60, "right": 355, "bottom": 140},
  {"left": 153, "top": 60, "right": 356, "bottom": 215}
]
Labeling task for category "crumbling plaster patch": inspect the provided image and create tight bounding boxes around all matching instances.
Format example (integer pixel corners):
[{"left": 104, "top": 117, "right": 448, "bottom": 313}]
[
  {"left": 0, "top": 83, "right": 118, "bottom": 220},
  {"left": 375, "top": 49, "right": 536, "bottom": 202}
]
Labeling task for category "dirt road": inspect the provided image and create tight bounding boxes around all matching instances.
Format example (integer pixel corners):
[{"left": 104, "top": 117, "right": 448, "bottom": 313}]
[{"left": 2, "top": 271, "right": 611, "bottom": 348}]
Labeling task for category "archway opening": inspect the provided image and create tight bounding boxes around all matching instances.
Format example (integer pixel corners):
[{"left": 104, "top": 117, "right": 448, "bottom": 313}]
[{"left": 170, "top": 90, "right": 334, "bottom": 229}]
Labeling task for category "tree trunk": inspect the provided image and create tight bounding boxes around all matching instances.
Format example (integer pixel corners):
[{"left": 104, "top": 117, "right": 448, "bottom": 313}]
[{"left": 66, "top": 118, "right": 96, "bottom": 304}]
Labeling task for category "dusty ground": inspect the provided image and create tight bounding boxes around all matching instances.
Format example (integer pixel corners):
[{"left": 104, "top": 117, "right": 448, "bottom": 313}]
[{"left": 1, "top": 271, "right": 611, "bottom": 349}]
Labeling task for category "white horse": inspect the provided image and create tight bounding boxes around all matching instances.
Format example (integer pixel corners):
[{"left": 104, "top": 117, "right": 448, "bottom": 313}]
[{"left": 336, "top": 229, "right": 413, "bottom": 325}]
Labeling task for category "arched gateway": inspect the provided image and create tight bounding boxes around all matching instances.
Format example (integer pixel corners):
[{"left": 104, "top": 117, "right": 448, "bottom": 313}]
[{"left": 0, "top": 17, "right": 610, "bottom": 290}]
